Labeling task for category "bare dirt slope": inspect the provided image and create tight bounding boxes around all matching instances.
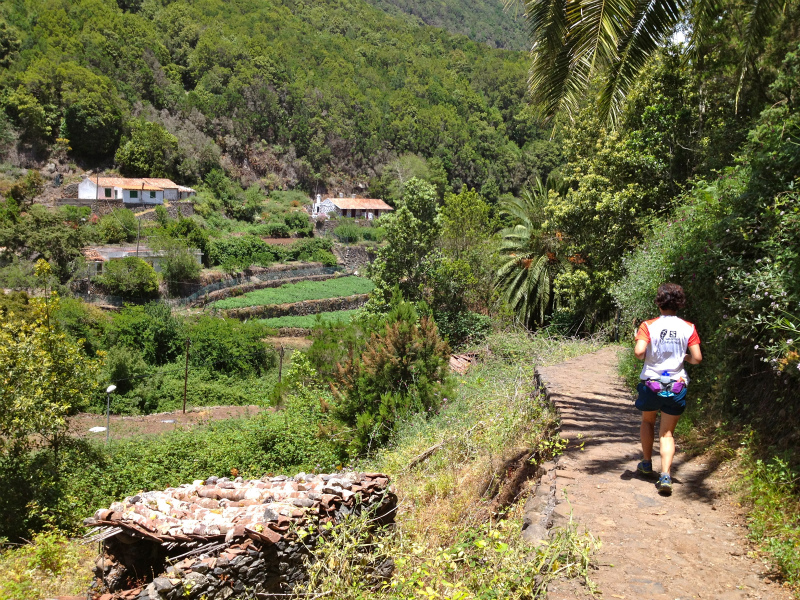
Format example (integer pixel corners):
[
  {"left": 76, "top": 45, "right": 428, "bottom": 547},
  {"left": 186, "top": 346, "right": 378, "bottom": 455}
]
[{"left": 538, "top": 347, "right": 791, "bottom": 600}]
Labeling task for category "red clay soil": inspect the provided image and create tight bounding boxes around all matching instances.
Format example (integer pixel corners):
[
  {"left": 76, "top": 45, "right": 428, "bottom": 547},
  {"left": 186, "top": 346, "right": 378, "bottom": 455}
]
[
  {"left": 69, "top": 405, "right": 264, "bottom": 440},
  {"left": 538, "top": 347, "right": 792, "bottom": 600}
]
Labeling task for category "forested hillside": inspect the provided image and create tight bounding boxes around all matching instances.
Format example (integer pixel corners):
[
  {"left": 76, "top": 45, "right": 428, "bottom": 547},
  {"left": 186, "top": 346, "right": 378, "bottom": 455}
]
[
  {"left": 362, "top": 0, "right": 528, "bottom": 50},
  {"left": 0, "top": 0, "right": 555, "bottom": 197}
]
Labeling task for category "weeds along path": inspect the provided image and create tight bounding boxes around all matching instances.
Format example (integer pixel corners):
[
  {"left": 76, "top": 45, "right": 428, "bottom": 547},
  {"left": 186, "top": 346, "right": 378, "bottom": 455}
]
[{"left": 536, "top": 347, "right": 791, "bottom": 600}]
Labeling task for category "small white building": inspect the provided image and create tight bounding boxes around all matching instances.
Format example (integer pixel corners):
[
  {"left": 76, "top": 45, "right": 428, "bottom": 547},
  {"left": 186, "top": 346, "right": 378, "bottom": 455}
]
[
  {"left": 82, "top": 245, "right": 203, "bottom": 276},
  {"left": 78, "top": 177, "right": 196, "bottom": 205},
  {"left": 312, "top": 195, "right": 393, "bottom": 219}
]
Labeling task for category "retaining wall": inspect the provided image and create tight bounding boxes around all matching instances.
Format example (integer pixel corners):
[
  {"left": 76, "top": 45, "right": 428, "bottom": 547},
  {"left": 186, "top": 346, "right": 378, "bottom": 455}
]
[{"left": 222, "top": 294, "right": 369, "bottom": 320}]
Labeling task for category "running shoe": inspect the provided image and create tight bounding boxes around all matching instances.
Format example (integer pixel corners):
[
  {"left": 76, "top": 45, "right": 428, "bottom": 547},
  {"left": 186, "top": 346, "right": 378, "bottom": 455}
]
[
  {"left": 656, "top": 473, "right": 673, "bottom": 495},
  {"left": 637, "top": 460, "right": 653, "bottom": 475}
]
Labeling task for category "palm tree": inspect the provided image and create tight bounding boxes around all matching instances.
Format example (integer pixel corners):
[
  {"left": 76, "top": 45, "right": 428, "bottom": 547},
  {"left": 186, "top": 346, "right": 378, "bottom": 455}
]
[
  {"left": 496, "top": 178, "right": 565, "bottom": 325},
  {"left": 523, "top": 0, "right": 787, "bottom": 124}
]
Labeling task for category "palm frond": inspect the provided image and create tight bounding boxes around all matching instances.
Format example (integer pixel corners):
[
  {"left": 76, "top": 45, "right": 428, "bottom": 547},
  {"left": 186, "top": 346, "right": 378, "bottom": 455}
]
[
  {"left": 735, "top": 0, "right": 786, "bottom": 111},
  {"left": 598, "top": 0, "right": 686, "bottom": 123}
]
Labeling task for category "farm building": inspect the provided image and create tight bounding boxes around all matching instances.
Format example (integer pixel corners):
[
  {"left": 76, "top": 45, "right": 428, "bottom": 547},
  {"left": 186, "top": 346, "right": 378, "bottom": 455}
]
[
  {"left": 312, "top": 195, "right": 393, "bottom": 219},
  {"left": 82, "top": 244, "right": 203, "bottom": 276},
  {"left": 78, "top": 176, "right": 196, "bottom": 205}
]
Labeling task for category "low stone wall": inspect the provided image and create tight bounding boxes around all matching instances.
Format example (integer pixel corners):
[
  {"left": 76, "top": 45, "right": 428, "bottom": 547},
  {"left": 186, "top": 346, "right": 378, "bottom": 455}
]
[
  {"left": 136, "top": 202, "right": 195, "bottom": 221},
  {"left": 86, "top": 472, "right": 397, "bottom": 600},
  {"left": 222, "top": 294, "right": 369, "bottom": 320},
  {"left": 333, "top": 244, "right": 375, "bottom": 273}
]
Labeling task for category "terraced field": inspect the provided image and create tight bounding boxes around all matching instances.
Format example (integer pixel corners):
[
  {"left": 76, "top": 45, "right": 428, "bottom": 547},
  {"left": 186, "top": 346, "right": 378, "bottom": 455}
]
[
  {"left": 212, "top": 276, "right": 374, "bottom": 309},
  {"left": 258, "top": 309, "right": 360, "bottom": 329}
]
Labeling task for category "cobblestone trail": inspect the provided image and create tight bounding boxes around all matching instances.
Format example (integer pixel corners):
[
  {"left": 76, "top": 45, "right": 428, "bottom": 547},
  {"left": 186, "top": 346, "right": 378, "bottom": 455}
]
[{"left": 536, "top": 347, "right": 790, "bottom": 600}]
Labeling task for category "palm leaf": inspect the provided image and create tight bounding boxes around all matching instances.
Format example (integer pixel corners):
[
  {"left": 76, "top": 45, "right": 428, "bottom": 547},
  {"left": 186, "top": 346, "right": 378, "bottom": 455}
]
[
  {"left": 598, "top": 0, "right": 686, "bottom": 122},
  {"left": 735, "top": 0, "right": 786, "bottom": 111}
]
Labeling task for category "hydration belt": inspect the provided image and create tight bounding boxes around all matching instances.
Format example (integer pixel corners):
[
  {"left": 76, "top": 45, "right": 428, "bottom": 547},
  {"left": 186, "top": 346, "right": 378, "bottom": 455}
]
[{"left": 644, "top": 378, "right": 685, "bottom": 398}]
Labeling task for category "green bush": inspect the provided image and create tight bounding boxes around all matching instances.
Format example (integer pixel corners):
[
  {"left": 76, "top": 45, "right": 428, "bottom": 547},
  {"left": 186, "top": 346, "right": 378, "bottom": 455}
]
[
  {"left": 106, "top": 302, "right": 184, "bottom": 365},
  {"left": 94, "top": 257, "right": 159, "bottom": 299},
  {"left": 207, "top": 235, "right": 284, "bottom": 271},
  {"left": 331, "top": 297, "right": 452, "bottom": 454},
  {"left": 102, "top": 345, "right": 149, "bottom": 397},
  {"left": 333, "top": 222, "right": 362, "bottom": 243},
  {"left": 153, "top": 238, "right": 202, "bottom": 296},
  {"left": 187, "top": 316, "right": 276, "bottom": 376},
  {"left": 261, "top": 222, "right": 290, "bottom": 238},
  {"left": 284, "top": 211, "right": 310, "bottom": 231},
  {"left": 97, "top": 208, "right": 137, "bottom": 244}
]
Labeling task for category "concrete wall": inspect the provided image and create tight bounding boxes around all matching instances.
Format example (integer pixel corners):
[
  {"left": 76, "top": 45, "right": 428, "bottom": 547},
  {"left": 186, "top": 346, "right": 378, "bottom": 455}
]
[{"left": 123, "top": 189, "right": 163, "bottom": 204}]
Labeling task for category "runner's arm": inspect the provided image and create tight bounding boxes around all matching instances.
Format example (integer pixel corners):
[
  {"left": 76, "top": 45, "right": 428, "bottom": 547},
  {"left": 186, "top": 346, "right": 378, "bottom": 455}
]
[
  {"left": 634, "top": 339, "right": 648, "bottom": 360},
  {"left": 685, "top": 344, "right": 702, "bottom": 364}
]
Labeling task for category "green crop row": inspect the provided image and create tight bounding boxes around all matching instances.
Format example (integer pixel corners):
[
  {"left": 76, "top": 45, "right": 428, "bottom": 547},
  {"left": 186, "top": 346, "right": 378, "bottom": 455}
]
[
  {"left": 212, "top": 277, "right": 374, "bottom": 309},
  {"left": 257, "top": 309, "right": 360, "bottom": 329}
]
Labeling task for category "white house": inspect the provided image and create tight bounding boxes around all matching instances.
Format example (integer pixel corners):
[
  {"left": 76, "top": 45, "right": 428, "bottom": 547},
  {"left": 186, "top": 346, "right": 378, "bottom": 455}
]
[
  {"left": 82, "top": 244, "right": 203, "bottom": 276},
  {"left": 312, "top": 195, "right": 393, "bottom": 219},
  {"left": 78, "top": 177, "right": 196, "bottom": 205}
]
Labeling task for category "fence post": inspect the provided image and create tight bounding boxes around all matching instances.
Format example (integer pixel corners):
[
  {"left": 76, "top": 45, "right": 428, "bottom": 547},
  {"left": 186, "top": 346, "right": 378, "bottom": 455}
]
[{"left": 183, "top": 338, "right": 191, "bottom": 414}]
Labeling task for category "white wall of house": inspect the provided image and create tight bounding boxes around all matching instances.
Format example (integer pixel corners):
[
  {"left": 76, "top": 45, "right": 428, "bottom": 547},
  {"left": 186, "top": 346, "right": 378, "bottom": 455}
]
[
  {"left": 162, "top": 188, "right": 179, "bottom": 201},
  {"left": 316, "top": 199, "right": 337, "bottom": 216},
  {"left": 78, "top": 179, "right": 99, "bottom": 200},
  {"left": 122, "top": 189, "right": 163, "bottom": 204}
]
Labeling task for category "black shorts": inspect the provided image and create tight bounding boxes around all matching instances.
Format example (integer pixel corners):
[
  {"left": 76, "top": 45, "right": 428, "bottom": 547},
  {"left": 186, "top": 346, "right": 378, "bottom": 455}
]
[{"left": 635, "top": 381, "right": 687, "bottom": 416}]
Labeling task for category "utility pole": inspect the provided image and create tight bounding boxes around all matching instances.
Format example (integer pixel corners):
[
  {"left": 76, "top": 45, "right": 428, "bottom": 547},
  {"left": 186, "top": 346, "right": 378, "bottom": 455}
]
[
  {"left": 183, "top": 338, "right": 191, "bottom": 414},
  {"left": 136, "top": 217, "right": 141, "bottom": 257},
  {"left": 278, "top": 344, "right": 285, "bottom": 384}
]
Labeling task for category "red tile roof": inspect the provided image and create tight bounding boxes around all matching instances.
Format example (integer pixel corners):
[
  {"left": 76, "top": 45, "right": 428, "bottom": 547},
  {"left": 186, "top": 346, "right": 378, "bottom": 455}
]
[{"left": 329, "top": 197, "right": 393, "bottom": 211}]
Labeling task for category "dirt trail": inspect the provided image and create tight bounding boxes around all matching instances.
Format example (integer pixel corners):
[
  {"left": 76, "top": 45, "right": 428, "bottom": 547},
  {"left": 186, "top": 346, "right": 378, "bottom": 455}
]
[{"left": 537, "top": 347, "right": 791, "bottom": 600}]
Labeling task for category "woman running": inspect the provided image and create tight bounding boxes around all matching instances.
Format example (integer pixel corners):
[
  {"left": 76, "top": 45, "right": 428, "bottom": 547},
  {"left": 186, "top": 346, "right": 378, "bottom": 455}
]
[{"left": 633, "top": 283, "right": 702, "bottom": 495}]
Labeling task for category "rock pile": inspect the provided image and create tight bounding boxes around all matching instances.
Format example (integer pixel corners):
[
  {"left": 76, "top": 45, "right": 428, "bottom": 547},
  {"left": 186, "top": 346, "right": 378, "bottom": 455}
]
[{"left": 86, "top": 472, "right": 396, "bottom": 600}]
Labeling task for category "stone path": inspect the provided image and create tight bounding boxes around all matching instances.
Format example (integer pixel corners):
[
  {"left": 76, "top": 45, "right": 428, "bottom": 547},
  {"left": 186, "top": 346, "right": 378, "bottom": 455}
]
[{"left": 536, "top": 347, "right": 791, "bottom": 600}]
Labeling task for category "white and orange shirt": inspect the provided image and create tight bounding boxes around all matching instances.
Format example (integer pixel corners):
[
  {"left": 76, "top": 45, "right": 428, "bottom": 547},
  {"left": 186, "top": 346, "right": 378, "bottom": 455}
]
[{"left": 635, "top": 315, "right": 700, "bottom": 383}]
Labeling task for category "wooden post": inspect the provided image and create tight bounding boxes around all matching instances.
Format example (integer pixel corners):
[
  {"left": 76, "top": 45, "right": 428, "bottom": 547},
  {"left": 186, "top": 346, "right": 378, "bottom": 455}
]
[
  {"left": 136, "top": 217, "right": 141, "bottom": 257},
  {"left": 278, "top": 344, "right": 285, "bottom": 384},
  {"left": 183, "top": 338, "right": 191, "bottom": 414}
]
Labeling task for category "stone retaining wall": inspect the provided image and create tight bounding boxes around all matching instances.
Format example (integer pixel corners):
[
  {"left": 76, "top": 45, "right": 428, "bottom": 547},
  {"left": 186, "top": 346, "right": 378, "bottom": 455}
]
[
  {"left": 136, "top": 202, "right": 195, "bottom": 221},
  {"left": 87, "top": 472, "right": 397, "bottom": 600},
  {"left": 222, "top": 294, "right": 369, "bottom": 320}
]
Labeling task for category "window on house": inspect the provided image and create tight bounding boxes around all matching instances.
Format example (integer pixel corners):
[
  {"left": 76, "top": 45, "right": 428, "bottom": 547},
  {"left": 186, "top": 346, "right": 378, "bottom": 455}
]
[
  {"left": 150, "top": 191, "right": 156, "bottom": 199},
  {"left": 129, "top": 190, "right": 138, "bottom": 199},
  {"left": 104, "top": 188, "right": 112, "bottom": 198}
]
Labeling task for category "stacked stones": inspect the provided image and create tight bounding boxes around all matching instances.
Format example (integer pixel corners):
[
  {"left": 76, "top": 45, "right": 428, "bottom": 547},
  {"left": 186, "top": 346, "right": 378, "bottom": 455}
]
[{"left": 87, "top": 472, "right": 396, "bottom": 600}]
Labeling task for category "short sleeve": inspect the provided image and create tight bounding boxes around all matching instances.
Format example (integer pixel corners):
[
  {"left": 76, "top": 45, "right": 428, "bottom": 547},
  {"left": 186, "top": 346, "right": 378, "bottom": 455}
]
[
  {"left": 688, "top": 325, "right": 700, "bottom": 347},
  {"left": 635, "top": 322, "right": 650, "bottom": 342}
]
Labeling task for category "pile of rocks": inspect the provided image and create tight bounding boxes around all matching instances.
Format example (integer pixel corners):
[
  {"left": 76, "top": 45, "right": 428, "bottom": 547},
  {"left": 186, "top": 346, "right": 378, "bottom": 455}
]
[{"left": 87, "top": 472, "right": 396, "bottom": 600}]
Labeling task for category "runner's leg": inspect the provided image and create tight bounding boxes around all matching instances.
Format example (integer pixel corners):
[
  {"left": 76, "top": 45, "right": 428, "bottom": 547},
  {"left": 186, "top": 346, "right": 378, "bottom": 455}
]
[
  {"left": 659, "top": 413, "right": 681, "bottom": 475},
  {"left": 640, "top": 411, "right": 658, "bottom": 461}
]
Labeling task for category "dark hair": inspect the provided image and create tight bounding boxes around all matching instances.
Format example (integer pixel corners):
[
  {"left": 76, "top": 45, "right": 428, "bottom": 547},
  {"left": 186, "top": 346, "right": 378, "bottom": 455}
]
[{"left": 655, "top": 283, "right": 686, "bottom": 311}]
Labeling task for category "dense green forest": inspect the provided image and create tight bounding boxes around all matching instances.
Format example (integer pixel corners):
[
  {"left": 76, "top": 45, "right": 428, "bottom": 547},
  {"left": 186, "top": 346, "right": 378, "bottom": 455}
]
[
  {"left": 362, "top": 0, "right": 528, "bottom": 50},
  {"left": 0, "top": 0, "right": 556, "bottom": 198}
]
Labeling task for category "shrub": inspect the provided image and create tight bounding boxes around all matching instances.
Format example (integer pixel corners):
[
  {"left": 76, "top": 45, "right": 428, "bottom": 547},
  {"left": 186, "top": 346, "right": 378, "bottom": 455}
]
[
  {"left": 97, "top": 208, "right": 137, "bottom": 244},
  {"left": 261, "top": 222, "right": 290, "bottom": 238},
  {"left": 153, "top": 238, "right": 202, "bottom": 297},
  {"left": 284, "top": 211, "right": 310, "bottom": 230},
  {"left": 333, "top": 222, "right": 362, "bottom": 243},
  {"left": 187, "top": 316, "right": 276, "bottom": 376},
  {"left": 102, "top": 345, "right": 149, "bottom": 397},
  {"left": 332, "top": 298, "right": 452, "bottom": 454},
  {"left": 106, "top": 302, "right": 184, "bottom": 365},
  {"left": 207, "top": 235, "right": 284, "bottom": 271},
  {"left": 94, "top": 257, "right": 159, "bottom": 299}
]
